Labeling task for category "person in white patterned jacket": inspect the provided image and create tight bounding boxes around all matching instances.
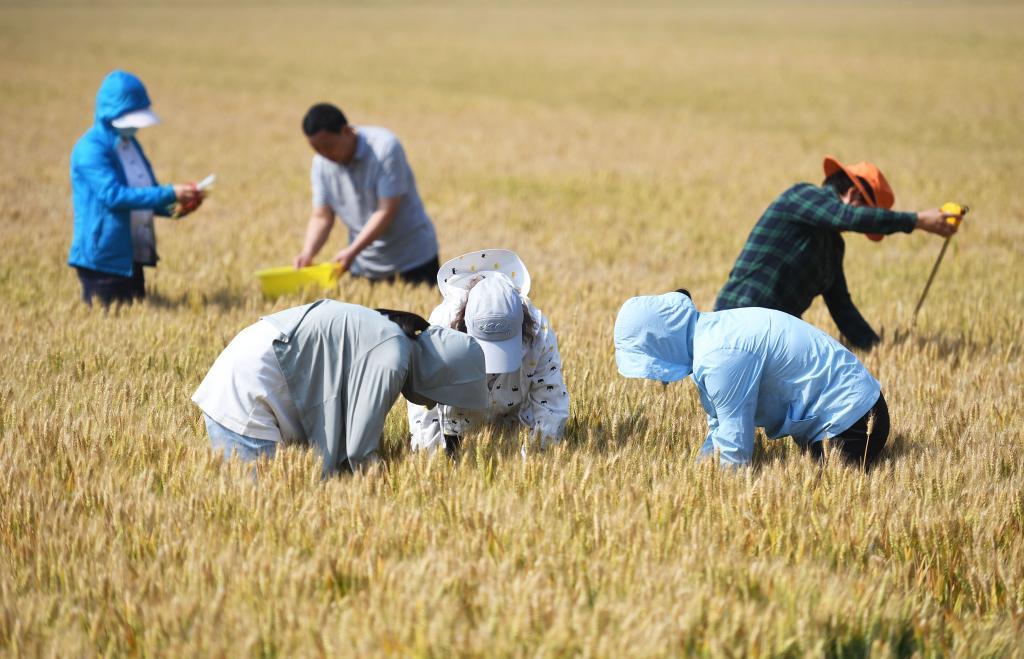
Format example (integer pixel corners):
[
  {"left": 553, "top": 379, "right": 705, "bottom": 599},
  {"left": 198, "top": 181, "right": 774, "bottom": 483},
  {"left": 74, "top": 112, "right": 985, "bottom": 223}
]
[{"left": 407, "top": 249, "right": 569, "bottom": 456}]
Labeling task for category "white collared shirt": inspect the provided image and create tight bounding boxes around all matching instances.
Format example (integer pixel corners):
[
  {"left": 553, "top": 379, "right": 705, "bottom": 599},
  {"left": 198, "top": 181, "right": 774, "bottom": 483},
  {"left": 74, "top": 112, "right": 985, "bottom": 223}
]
[{"left": 192, "top": 320, "right": 305, "bottom": 443}]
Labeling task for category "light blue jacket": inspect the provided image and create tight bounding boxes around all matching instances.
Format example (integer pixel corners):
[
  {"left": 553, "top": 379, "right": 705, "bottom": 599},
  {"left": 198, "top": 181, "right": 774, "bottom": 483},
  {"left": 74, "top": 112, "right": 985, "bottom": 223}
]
[
  {"left": 68, "top": 71, "right": 176, "bottom": 277},
  {"left": 614, "top": 292, "right": 881, "bottom": 466}
]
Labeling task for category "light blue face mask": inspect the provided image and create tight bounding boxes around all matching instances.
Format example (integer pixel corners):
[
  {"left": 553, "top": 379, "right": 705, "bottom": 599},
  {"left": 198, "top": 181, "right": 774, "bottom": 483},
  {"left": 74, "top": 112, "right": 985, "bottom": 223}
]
[{"left": 115, "top": 126, "right": 138, "bottom": 139}]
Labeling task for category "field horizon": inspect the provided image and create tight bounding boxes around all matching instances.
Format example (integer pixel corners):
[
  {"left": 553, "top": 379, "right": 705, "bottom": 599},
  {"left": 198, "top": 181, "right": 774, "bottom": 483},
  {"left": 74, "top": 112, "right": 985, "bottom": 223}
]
[{"left": 2, "top": 1, "right": 1023, "bottom": 656}]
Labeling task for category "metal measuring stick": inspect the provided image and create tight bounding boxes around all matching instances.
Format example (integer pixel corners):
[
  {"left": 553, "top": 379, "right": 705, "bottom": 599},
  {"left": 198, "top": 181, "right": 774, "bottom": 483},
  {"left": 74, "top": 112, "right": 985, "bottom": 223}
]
[{"left": 912, "top": 203, "right": 969, "bottom": 326}]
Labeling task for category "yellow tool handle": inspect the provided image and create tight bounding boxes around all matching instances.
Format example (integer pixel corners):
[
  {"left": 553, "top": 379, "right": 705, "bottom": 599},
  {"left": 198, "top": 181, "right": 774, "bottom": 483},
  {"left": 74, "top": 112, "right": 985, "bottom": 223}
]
[{"left": 941, "top": 202, "right": 969, "bottom": 226}]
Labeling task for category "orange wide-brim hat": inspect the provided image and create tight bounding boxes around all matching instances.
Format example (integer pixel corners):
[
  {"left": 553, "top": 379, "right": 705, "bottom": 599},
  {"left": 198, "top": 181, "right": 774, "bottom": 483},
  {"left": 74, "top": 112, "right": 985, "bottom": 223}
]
[{"left": 823, "top": 156, "right": 895, "bottom": 242}]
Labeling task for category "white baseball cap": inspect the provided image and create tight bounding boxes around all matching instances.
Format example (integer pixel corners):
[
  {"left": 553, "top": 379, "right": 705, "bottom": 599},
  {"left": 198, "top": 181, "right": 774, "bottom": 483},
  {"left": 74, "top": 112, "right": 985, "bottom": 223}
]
[
  {"left": 111, "top": 107, "right": 160, "bottom": 129},
  {"left": 465, "top": 276, "right": 524, "bottom": 374}
]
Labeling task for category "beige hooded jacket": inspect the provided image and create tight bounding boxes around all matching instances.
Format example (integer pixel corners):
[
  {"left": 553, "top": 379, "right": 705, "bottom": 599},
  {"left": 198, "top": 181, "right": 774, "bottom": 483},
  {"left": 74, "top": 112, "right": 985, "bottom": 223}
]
[{"left": 264, "top": 300, "right": 487, "bottom": 475}]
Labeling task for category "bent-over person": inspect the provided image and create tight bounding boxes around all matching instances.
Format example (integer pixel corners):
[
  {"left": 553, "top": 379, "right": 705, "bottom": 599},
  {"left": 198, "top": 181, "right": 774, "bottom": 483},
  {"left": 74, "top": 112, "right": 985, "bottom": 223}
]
[
  {"left": 616, "top": 290, "right": 889, "bottom": 469},
  {"left": 193, "top": 301, "right": 487, "bottom": 475}
]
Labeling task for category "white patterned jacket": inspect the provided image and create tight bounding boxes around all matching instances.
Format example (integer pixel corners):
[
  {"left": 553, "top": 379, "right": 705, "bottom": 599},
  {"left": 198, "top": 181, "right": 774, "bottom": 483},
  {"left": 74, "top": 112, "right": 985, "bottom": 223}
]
[{"left": 407, "top": 297, "right": 569, "bottom": 453}]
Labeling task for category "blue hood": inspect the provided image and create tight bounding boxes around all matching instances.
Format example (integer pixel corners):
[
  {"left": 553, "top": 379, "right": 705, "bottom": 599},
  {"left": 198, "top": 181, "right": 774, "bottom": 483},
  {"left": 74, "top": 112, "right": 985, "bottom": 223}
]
[
  {"left": 614, "top": 292, "right": 698, "bottom": 382},
  {"left": 94, "top": 70, "right": 152, "bottom": 126}
]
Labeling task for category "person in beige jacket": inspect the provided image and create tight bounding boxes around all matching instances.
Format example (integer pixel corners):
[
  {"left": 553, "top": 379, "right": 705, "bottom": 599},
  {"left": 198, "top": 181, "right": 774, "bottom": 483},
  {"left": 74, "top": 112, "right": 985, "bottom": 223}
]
[{"left": 193, "top": 301, "right": 487, "bottom": 475}]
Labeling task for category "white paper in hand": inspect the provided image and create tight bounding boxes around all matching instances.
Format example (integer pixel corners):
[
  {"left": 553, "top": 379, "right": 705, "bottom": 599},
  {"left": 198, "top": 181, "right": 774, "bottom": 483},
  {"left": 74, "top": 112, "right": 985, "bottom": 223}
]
[{"left": 197, "top": 174, "right": 216, "bottom": 191}]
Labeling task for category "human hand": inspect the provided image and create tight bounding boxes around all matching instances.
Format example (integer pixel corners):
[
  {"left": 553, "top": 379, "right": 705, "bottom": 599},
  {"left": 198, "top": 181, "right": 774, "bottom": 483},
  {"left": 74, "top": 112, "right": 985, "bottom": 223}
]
[
  {"left": 175, "top": 200, "right": 202, "bottom": 218},
  {"left": 916, "top": 208, "right": 962, "bottom": 237},
  {"left": 178, "top": 191, "right": 205, "bottom": 218},
  {"left": 171, "top": 184, "right": 205, "bottom": 218},
  {"left": 293, "top": 252, "right": 315, "bottom": 269},
  {"left": 173, "top": 183, "right": 202, "bottom": 204},
  {"left": 331, "top": 247, "right": 356, "bottom": 274}
]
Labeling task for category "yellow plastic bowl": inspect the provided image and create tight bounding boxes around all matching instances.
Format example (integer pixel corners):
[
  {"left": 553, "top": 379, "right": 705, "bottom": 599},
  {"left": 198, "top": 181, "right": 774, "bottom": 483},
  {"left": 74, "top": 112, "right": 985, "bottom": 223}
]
[{"left": 254, "top": 263, "right": 340, "bottom": 298}]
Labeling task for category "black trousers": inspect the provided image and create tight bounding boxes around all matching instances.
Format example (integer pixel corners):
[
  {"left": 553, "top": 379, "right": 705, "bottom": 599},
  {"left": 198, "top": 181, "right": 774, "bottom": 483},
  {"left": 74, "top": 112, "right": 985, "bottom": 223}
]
[
  {"left": 363, "top": 255, "right": 440, "bottom": 286},
  {"left": 76, "top": 262, "right": 145, "bottom": 307},
  {"left": 808, "top": 393, "right": 890, "bottom": 470}
]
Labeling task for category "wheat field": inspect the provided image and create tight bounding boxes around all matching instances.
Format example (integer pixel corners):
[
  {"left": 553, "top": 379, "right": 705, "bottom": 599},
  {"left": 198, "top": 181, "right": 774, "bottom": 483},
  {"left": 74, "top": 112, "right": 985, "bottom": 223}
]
[{"left": 2, "top": 1, "right": 1023, "bottom": 656}]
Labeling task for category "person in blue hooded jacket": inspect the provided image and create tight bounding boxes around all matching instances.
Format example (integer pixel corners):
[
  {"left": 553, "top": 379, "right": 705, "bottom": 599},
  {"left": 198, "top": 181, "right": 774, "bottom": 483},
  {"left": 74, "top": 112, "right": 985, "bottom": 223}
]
[
  {"left": 614, "top": 290, "right": 890, "bottom": 469},
  {"left": 68, "top": 70, "right": 204, "bottom": 306}
]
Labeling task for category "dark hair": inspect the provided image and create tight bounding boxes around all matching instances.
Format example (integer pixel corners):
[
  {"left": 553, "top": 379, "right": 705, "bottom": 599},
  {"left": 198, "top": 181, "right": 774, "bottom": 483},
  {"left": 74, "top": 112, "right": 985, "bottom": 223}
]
[
  {"left": 302, "top": 103, "right": 348, "bottom": 136},
  {"left": 450, "top": 277, "right": 538, "bottom": 347},
  {"left": 376, "top": 308, "right": 429, "bottom": 339},
  {"left": 675, "top": 288, "right": 692, "bottom": 300},
  {"left": 822, "top": 171, "right": 876, "bottom": 205}
]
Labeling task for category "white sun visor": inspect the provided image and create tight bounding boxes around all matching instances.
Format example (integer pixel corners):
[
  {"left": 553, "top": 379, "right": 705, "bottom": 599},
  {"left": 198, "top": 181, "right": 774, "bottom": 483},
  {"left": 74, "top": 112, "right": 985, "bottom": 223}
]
[{"left": 111, "top": 108, "right": 160, "bottom": 129}]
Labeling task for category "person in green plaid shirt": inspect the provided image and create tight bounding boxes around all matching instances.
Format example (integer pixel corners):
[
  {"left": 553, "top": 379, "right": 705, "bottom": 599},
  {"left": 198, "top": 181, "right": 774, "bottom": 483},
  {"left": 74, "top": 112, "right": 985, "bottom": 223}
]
[{"left": 714, "top": 156, "right": 963, "bottom": 350}]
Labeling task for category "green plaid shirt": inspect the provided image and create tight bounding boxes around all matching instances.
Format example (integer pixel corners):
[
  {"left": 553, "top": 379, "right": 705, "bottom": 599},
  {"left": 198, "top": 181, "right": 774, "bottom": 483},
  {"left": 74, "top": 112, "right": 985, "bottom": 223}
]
[{"left": 714, "top": 183, "right": 917, "bottom": 349}]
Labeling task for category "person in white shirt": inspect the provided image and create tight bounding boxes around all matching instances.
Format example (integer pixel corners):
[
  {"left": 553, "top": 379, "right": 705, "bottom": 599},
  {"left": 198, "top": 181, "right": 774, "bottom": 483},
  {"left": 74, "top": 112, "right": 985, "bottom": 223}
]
[{"left": 408, "top": 250, "right": 570, "bottom": 455}]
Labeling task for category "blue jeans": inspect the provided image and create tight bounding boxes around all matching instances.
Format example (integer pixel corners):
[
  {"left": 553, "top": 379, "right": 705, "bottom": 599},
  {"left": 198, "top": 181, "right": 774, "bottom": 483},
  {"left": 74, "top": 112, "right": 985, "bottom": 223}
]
[{"left": 204, "top": 415, "right": 278, "bottom": 462}]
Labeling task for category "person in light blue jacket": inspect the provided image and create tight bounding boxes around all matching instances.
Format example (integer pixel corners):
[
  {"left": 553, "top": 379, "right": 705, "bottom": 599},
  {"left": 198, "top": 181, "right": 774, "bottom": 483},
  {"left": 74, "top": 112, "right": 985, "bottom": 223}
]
[
  {"left": 614, "top": 290, "right": 890, "bottom": 469},
  {"left": 68, "top": 70, "right": 203, "bottom": 306}
]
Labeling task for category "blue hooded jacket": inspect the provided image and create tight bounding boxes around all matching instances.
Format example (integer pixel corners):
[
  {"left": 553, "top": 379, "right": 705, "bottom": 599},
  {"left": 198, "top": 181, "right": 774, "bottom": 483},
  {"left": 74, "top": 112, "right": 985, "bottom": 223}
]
[
  {"left": 614, "top": 292, "right": 881, "bottom": 466},
  {"left": 68, "top": 71, "right": 176, "bottom": 277}
]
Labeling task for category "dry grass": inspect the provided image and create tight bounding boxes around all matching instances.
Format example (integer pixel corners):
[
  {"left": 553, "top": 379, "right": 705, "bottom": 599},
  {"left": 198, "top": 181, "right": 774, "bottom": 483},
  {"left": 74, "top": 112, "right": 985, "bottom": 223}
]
[{"left": 2, "top": 1, "right": 1023, "bottom": 655}]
